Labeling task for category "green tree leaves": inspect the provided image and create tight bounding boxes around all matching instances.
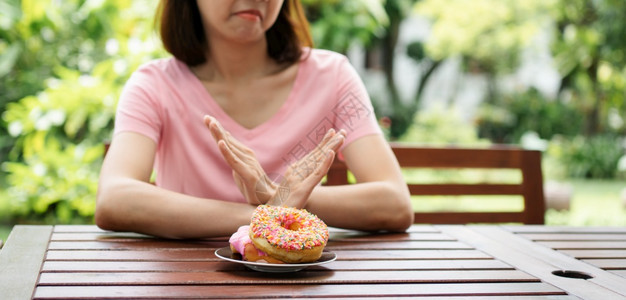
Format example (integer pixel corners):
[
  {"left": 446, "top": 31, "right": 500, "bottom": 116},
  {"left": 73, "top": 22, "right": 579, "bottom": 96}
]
[{"left": 0, "top": 0, "right": 162, "bottom": 223}]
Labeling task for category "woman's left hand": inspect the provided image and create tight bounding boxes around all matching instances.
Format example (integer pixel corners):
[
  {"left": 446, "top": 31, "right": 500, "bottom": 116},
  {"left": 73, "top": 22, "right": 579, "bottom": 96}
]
[{"left": 267, "top": 127, "right": 344, "bottom": 208}]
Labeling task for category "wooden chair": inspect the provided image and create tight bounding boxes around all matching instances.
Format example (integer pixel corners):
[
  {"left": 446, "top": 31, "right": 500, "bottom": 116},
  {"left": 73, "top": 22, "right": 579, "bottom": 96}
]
[{"left": 325, "top": 143, "right": 546, "bottom": 224}]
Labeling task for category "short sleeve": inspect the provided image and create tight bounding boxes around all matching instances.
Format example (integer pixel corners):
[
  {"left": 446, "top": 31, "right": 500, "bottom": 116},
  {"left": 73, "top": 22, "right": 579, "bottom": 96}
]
[
  {"left": 114, "top": 64, "right": 163, "bottom": 143},
  {"left": 332, "top": 56, "right": 382, "bottom": 150}
]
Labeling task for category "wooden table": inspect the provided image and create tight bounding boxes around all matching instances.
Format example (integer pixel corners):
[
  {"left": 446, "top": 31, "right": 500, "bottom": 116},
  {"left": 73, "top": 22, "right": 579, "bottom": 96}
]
[{"left": 1, "top": 225, "right": 625, "bottom": 299}]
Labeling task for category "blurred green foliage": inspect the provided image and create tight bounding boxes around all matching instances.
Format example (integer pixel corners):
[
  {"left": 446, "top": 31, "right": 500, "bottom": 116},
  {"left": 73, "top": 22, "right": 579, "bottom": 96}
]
[
  {"left": 3, "top": 65, "right": 119, "bottom": 223},
  {"left": 414, "top": 0, "right": 625, "bottom": 179},
  {"left": 416, "top": 0, "right": 556, "bottom": 75},
  {"left": 552, "top": 0, "right": 626, "bottom": 135},
  {"left": 376, "top": 0, "right": 425, "bottom": 140},
  {"left": 303, "top": 0, "right": 388, "bottom": 52},
  {"left": 476, "top": 88, "right": 584, "bottom": 143},
  {"left": 401, "top": 104, "right": 490, "bottom": 146},
  {"left": 1, "top": 0, "right": 164, "bottom": 223},
  {"left": 549, "top": 134, "right": 624, "bottom": 179},
  {"left": 415, "top": 0, "right": 626, "bottom": 136},
  {"left": 415, "top": 0, "right": 557, "bottom": 111}
]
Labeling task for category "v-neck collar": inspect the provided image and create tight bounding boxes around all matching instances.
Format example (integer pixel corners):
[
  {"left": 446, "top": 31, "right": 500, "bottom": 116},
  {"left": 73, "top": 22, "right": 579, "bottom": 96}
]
[{"left": 181, "top": 59, "right": 304, "bottom": 140}]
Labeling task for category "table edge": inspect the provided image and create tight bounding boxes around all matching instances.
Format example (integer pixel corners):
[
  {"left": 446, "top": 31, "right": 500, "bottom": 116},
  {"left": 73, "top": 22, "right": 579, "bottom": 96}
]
[{"left": 0, "top": 225, "right": 53, "bottom": 299}]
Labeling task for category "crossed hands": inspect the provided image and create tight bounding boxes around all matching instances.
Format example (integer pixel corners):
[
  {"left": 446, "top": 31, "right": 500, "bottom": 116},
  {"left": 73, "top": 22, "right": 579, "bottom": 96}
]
[{"left": 204, "top": 115, "right": 345, "bottom": 209}]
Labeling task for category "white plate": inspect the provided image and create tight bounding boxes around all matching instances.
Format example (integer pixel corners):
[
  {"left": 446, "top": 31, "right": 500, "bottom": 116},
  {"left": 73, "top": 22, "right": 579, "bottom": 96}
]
[{"left": 214, "top": 247, "right": 336, "bottom": 273}]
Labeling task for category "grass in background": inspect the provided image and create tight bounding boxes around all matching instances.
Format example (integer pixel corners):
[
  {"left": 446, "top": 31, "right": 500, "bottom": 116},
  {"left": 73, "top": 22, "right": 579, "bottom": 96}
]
[{"left": 546, "top": 179, "right": 626, "bottom": 226}]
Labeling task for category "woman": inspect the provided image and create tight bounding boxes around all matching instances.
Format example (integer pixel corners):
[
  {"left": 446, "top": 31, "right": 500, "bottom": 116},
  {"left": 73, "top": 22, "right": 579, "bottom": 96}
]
[{"left": 96, "top": 0, "right": 413, "bottom": 239}]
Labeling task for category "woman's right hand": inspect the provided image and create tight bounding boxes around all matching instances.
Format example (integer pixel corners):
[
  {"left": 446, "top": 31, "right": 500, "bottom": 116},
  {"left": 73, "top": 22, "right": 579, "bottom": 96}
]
[{"left": 204, "top": 116, "right": 277, "bottom": 206}]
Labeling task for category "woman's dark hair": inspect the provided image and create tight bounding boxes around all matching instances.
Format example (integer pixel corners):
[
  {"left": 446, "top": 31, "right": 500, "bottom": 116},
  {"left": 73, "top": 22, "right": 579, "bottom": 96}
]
[{"left": 156, "top": 0, "right": 313, "bottom": 66}]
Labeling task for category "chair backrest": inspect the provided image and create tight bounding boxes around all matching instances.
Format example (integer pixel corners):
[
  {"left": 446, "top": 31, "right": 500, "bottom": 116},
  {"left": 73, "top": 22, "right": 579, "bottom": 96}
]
[{"left": 325, "top": 143, "right": 546, "bottom": 224}]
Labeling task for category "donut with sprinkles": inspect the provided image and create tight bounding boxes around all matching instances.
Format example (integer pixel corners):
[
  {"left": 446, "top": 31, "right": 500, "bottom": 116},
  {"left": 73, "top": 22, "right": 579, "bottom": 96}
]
[{"left": 248, "top": 205, "right": 329, "bottom": 263}]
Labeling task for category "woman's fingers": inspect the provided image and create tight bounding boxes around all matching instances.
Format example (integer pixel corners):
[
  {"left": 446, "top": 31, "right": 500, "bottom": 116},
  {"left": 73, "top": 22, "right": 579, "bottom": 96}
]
[
  {"left": 326, "top": 129, "right": 346, "bottom": 151},
  {"left": 302, "top": 149, "right": 335, "bottom": 186},
  {"left": 204, "top": 115, "right": 225, "bottom": 142},
  {"left": 273, "top": 149, "right": 335, "bottom": 208},
  {"left": 217, "top": 140, "right": 255, "bottom": 180},
  {"left": 205, "top": 115, "right": 259, "bottom": 166},
  {"left": 205, "top": 116, "right": 242, "bottom": 153},
  {"left": 274, "top": 129, "right": 344, "bottom": 208},
  {"left": 298, "top": 130, "right": 345, "bottom": 178},
  {"left": 311, "top": 128, "right": 345, "bottom": 158}
]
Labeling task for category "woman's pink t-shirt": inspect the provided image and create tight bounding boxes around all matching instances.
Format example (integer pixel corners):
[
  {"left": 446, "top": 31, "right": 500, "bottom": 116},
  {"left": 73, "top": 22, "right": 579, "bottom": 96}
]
[{"left": 114, "top": 49, "right": 381, "bottom": 203}]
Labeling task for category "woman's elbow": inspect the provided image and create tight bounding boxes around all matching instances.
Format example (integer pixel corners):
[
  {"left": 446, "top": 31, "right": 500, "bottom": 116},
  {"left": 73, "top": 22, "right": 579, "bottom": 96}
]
[
  {"left": 94, "top": 204, "right": 113, "bottom": 232},
  {"left": 380, "top": 184, "right": 414, "bottom": 232},
  {"left": 388, "top": 202, "right": 414, "bottom": 232},
  {"left": 94, "top": 188, "right": 120, "bottom": 232}
]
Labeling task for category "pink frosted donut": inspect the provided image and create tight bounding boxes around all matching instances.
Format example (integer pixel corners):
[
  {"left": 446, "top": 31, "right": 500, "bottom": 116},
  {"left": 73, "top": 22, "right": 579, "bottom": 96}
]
[
  {"left": 249, "top": 205, "right": 329, "bottom": 263},
  {"left": 229, "top": 225, "right": 284, "bottom": 264}
]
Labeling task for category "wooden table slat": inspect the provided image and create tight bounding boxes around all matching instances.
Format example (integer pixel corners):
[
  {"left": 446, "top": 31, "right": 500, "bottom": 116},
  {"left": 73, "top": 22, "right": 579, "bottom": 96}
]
[
  {"left": 331, "top": 249, "right": 492, "bottom": 260},
  {"left": 537, "top": 241, "right": 626, "bottom": 249},
  {"left": 582, "top": 259, "right": 626, "bottom": 269},
  {"left": 37, "top": 270, "right": 538, "bottom": 285},
  {"left": 52, "top": 231, "right": 455, "bottom": 242},
  {"left": 41, "top": 259, "right": 512, "bottom": 272},
  {"left": 52, "top": 225, "right": 108, "bottom": 233},
  {"left": 47, "top": 241, "right": 227, "bottom": 250},
  {"left": 328, "top": 232, "right": 456, "bottom": 241},
  {"left": 559, "top": 249, "right": 626, "bottom": 259},
  {"left": 46, "top": 249, "right": 218, "bottom": 261},
  {"left": 45, "top": 249, "right": 492, "bottom": 261},
  {"left": 504, "top": 226, "right": 626, "bottom": 234},
  {"left": 519, "top": 233, "right": 626, "bottom": 241},
  {"left": 330, "top": 226, "right": 439, "bottom": 234},
  {"left": 51, "top": 232, "right": 159, "bottom": 241},
  {"left": 327, "top": 240, "right": 473, "bottom": 249},
  {"left": 47, "top": 240, "right": 473, "bottom": 250},
  {"left": 33, "top": 282, "right": 567, "bottom": 299}
]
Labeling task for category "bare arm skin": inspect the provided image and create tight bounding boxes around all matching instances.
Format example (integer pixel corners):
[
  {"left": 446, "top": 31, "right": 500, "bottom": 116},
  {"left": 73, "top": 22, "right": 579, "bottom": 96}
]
[{"left": 95, "top": 131, "right": 256, "bottom": 239}]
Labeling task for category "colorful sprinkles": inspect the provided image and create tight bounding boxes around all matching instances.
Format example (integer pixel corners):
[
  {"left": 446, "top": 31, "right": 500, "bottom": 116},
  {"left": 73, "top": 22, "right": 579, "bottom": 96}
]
[{"left": 250, "top": 205, "right": 329, "bottom": 250}]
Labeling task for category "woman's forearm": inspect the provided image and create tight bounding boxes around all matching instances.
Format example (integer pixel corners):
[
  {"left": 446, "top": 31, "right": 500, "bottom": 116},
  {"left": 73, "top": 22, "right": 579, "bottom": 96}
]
[
  {"left": 96, "top": 177, "right": 412, "bottom": 239},
  {"left": 95, "top": 177, "right": 255, "bottom": 239},
  {"left": 305, "top": 181, "right": 413, "bottom": 232}
]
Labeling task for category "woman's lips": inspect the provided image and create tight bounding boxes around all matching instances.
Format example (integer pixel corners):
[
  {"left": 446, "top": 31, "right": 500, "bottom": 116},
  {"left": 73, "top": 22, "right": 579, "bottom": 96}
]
[{"left": 235, "top": 10, "right": 262, "bottom": 21}]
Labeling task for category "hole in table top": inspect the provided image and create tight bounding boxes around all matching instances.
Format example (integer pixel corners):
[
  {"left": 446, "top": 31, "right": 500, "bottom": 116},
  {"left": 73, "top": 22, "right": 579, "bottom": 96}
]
[{"left": 552, "top": 270, "right": 593, "bottom": 279}]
